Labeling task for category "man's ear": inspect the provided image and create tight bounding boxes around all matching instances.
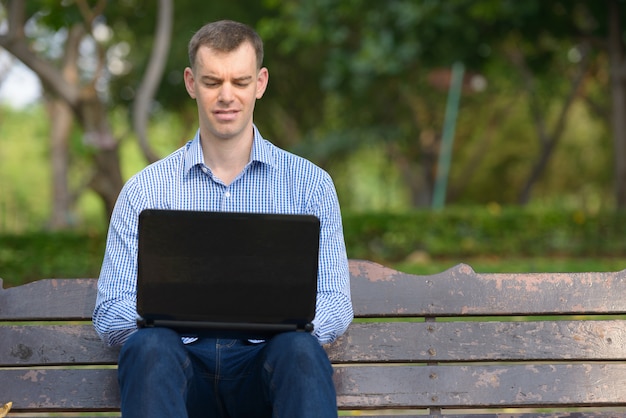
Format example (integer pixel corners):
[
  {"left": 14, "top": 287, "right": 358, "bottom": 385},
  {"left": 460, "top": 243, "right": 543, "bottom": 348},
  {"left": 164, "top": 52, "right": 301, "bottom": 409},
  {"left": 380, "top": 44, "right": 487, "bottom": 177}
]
[
  {"left": 256, "top": 67, "right": 269, "bottom": 99},
  {"left": 184, "top": 67, "right": 196, "bottom": 99}
]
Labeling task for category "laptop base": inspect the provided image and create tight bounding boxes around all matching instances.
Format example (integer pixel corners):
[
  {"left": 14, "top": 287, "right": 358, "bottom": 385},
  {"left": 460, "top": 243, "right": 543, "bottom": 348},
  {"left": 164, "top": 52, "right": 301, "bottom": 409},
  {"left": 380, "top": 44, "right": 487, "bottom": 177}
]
[{"left": 137, "top": 318, "right": 314, "bottom": 340}]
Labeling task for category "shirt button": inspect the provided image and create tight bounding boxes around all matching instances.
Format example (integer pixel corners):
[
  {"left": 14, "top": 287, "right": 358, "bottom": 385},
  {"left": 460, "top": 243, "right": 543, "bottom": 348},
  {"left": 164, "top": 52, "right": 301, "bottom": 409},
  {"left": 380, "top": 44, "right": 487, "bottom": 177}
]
[{"left": 224, "top": 191, "right": 231, "bottom": 198}]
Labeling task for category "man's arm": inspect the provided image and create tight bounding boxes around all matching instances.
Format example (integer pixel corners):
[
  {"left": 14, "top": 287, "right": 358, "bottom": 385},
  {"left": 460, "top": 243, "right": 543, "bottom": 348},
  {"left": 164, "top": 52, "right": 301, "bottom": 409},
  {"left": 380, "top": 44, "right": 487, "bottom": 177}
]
[
  {"left": 93, "top": 182, "right": 144, "bottom": 347},
  {"left": 310, "top": 175, "right": 354, "bottom": 345}
]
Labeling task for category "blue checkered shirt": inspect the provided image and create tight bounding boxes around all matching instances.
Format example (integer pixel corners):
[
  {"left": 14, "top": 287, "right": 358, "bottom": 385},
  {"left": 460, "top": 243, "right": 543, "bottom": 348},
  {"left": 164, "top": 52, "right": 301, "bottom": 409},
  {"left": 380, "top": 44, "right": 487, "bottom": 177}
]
[{"left": 93, "top": 126, "right": 353, "bottom": 347}]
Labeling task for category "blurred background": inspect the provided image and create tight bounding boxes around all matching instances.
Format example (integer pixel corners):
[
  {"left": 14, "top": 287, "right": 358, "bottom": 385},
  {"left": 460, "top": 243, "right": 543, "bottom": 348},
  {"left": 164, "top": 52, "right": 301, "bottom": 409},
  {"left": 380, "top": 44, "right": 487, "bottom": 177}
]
[{"left": 1, "top": 0, "right": 626, "bottom": 285}]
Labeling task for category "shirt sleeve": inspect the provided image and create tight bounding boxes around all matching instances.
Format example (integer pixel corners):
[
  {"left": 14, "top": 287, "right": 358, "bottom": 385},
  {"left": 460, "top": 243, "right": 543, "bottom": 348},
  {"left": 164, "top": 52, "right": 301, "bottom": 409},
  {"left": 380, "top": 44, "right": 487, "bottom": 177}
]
[
  {"left": 309, "top": 174, "right": 354, "bottom": 345},
  {"left": 93, "top": 180, "right": 144, "bottom": 347}
]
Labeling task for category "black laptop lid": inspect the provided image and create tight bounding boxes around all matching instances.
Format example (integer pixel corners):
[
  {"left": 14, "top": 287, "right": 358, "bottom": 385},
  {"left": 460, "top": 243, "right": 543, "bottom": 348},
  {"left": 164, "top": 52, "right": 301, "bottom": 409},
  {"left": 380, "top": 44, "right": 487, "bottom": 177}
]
[{"left": 136, "top": 209, "right": 320, "bottom": 338}]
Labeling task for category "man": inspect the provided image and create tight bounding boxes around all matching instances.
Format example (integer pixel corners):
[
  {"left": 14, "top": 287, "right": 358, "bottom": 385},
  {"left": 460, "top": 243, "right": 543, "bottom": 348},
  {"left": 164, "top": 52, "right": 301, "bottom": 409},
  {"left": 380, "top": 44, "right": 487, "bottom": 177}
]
[{"left": 93, "top": 20, "right": 353, "bottom": 418}]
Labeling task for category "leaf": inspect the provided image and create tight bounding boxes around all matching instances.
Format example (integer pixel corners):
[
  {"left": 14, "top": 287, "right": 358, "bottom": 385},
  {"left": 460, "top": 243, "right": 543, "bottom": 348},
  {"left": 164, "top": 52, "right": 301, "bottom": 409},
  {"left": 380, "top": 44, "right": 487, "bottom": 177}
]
[{"left": 0, "top": 402, "right": 13, "bottom": 418}]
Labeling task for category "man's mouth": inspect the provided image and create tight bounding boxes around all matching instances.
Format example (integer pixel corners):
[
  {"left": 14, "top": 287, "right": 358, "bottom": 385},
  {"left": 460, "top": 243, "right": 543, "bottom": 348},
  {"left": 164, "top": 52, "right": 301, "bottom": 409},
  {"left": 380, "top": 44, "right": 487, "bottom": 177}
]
[{"left": 214, "top": 109, "right": 239, "bottom": 121}]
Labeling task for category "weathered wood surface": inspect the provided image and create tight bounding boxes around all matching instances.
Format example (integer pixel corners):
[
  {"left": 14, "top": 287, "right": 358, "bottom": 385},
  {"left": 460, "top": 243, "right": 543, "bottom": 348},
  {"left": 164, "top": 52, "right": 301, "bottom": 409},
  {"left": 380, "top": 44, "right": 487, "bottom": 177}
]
[
  {"left": 2, "top": 369, "right": 119, "bottom": 412},
  {"left": 4, "top": 363, "right": 626, "bottom": 411},
  {"left": 3, "top": 319, "right": 626, "bottom": 367},
  {"left": 334, "top": 363, "right": 626, "bottom": 408},
  {"left": 0, "top": 278, "right": 96, "bottom": 320},
  {"left": 2, "top": 260, "right": 626, "bottom": 417},
  {"left": 0, "top": 325, "right": 119, "bottom": 366},
  {"left": 348, "top": 262, "right": 626, "bottom": 316},
  {"left": 326, "top": 319, "right": 626, "bottom": 362}
]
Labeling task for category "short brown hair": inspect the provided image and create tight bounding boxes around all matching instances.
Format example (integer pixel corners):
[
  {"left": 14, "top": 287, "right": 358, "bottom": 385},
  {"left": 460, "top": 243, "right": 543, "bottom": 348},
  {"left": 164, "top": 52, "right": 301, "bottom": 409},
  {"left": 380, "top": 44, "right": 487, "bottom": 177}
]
[{"left": 188, "top": 20, "right": 264, "bottom": 70}]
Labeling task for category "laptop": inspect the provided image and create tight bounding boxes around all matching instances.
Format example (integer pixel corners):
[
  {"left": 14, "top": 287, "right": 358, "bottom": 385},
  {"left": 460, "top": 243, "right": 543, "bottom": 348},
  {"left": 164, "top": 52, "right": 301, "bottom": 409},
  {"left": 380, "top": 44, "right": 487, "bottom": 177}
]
[{"left": 135, "top": 209, "right": 320, "bottom": 339}]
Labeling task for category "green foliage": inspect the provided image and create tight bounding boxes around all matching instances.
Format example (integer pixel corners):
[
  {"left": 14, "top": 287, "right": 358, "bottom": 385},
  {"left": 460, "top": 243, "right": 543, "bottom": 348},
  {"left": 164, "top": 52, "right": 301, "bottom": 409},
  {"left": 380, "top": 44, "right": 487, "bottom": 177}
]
[
  {"left": 254, "top": 0, "right": 616, "bottom": 208},
  {"left": 0, "top": 231, "right": 105, "bottom": 285},
  {"left": 342, "top": 206, "right": 626, "bottom": 262}
]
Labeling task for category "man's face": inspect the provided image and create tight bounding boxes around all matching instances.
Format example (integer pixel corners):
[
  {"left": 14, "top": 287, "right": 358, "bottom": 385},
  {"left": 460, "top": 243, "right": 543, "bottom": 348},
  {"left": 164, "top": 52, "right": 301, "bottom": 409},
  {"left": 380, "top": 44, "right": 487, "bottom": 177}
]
[{"left": 184, "top": 42, "right": 268, "bottom": 143}]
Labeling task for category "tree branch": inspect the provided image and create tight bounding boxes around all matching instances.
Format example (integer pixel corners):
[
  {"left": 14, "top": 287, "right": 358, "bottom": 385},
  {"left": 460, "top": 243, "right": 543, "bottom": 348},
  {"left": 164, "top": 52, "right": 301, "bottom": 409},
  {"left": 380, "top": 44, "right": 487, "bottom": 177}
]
[
  {"left": 517, "top": 43, "right": 591, "bottom": 204},
  {"left": 132, "top": 0, "right": 173, "bottom": 164}
]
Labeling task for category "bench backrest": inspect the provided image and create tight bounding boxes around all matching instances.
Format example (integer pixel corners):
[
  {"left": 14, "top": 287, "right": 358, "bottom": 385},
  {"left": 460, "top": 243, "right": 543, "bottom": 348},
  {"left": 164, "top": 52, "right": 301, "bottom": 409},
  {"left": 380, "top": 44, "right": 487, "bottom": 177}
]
[{"left": 2, "top": 260, "right": 626, "bottom": 417}]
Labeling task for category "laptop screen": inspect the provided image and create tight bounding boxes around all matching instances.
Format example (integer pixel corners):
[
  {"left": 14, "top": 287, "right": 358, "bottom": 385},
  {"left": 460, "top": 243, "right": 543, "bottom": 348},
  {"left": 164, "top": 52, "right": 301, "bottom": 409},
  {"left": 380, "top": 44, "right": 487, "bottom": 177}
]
[{"left": 136, "top": 209, "right": 320, "bottom": 336}]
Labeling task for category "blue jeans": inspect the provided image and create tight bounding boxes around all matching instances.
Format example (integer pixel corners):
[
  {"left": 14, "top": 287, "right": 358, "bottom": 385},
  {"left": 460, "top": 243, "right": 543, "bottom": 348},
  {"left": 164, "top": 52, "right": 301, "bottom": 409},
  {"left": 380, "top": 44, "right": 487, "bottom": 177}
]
[{"left": 117, "top": 327, "right": 338, "bottom": 417}]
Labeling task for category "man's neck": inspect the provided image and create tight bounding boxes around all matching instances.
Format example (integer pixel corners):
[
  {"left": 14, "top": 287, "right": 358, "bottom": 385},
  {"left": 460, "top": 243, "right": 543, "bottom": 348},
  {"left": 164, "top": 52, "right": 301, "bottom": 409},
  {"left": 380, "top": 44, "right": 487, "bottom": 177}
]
[{"left": 200, "top": 129, "right": 254, "bottom": 186}]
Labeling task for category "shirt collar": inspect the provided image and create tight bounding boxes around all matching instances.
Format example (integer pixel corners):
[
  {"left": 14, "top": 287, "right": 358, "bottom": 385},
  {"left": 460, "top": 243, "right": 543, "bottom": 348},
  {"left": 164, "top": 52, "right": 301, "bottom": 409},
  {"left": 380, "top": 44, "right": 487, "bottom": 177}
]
[{"left": 183, "top": 125, "right": 275, "bottom": 174}]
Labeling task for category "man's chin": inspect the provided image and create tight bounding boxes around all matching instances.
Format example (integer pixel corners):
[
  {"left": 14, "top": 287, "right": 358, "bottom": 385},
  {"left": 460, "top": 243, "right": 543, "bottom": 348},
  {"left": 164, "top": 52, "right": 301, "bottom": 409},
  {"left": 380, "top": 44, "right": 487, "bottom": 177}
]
[{"left": 208, "top": 125, "right": 248, "bottom": 141}]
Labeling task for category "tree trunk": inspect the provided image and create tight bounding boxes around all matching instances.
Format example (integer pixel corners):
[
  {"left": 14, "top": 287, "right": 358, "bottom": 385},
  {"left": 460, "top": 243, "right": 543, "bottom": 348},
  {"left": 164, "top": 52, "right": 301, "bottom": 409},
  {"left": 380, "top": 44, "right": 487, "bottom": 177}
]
[
  {"left": 78, "top": 93, "right": 124, "bottom": 221},
  {"left": 45, "top": 25, "right": 83, "bottom": 229},
  {"left": 89, "top": 147, "right": 124, "bottom": 220},
  {"left": 46, "top": 99, "right": 73, "bottom": 229},
  {"left": 608, "top": 0, "right": 626, "bottom": 208}
]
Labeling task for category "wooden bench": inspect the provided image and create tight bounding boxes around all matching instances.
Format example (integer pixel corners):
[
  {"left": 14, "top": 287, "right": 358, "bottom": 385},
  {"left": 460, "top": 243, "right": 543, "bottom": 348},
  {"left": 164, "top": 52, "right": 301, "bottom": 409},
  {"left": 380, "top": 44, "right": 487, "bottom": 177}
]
[{"left": 2, "top": 259, "right": 626, "bottom": 417}]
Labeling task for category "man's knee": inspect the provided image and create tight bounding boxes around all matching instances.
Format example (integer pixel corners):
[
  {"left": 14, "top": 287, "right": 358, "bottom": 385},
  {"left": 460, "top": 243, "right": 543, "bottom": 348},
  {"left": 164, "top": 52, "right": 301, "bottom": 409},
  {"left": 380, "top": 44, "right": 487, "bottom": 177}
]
[
  {"left": 264, "top": 332, "right": 331, "bottom": 374},
  {"left": 270, "top": 331, "right": 318, "bottom": 350}
]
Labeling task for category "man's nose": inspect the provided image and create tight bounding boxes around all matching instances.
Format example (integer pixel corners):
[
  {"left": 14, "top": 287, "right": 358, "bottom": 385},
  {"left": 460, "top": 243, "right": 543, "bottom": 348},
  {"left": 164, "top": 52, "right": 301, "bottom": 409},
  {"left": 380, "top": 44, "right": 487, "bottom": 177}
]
[{"left": 218, "top": 83, "right": 234, "bottom": 102}]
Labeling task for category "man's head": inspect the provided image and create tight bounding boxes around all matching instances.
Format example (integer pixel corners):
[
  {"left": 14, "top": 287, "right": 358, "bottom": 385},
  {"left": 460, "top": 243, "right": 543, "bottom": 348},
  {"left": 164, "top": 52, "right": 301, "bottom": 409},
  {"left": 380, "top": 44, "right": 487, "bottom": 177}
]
[
  {"left": 183, "top": 20, "right": 269, "bottom": 146},
  {"left": 188, "top": 20, "right": 264, "bottom": 71}
]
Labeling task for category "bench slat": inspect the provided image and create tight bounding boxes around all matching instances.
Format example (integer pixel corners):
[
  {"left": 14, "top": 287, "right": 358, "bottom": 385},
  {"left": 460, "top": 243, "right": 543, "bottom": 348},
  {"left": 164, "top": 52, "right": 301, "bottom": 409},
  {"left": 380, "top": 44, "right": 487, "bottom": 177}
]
[
  {"left": 5, "top": 364, "right": 626, "bottom": 412},
  {"left": 327, "top": 319, "right": 626, "bottom": 362},
  {"left": 349, "top": 261, "right": 626, "bottom": 316},
  {"left": 0, "top": 278, "right": 96, "bottom": 320},
  {"left": 334, "top": 363, "right": 626, "bottom": 409},
  {"left": 1, "top": 369, "right": 119, "bottom": 412},
  {"left": 3, "top": 319, "right": 626, "bottom": 367},
  {"left": 0, "top": 325, "right": 119, "bottom": 366}
]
